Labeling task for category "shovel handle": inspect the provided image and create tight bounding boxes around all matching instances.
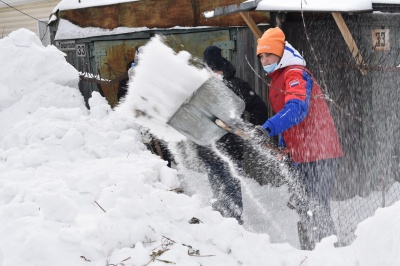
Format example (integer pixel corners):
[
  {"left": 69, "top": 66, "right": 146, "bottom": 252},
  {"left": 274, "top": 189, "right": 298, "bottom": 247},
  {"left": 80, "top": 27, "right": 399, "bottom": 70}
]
[
  {"left": 215, "top": 119, "right": 251, "bottom": 139},
  {"left": 215, "top": 119, "right": 288, "bottom": 158}
]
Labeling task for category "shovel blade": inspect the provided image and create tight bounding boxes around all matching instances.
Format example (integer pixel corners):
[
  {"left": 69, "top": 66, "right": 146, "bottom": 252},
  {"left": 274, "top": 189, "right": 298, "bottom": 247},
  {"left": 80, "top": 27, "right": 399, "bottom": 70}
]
[{"left": 167, "top": 77, "right": 245, "bottom": 146}]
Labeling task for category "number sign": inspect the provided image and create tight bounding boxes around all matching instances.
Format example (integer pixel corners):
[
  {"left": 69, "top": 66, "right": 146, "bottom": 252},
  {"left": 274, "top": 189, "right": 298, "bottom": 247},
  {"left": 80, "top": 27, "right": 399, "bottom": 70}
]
[
  {"left": 76, "top": 44, "right": 87, "bottom": 57},
  {"left": 372, "top": 29, "right": 390, "bottom": 51}
]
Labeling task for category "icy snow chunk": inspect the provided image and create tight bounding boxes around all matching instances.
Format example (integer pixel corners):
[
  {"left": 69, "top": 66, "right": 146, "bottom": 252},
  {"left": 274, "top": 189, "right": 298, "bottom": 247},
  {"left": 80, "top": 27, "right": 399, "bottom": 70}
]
[
  {"left": 76, "top": 173, "right": 108, "bottom": 198},
  {"left": 22, "top": 147, "right": 49, "bottom": 167},
  {"left": 158, "top": 166, "right": 179, "bottom": 188},
  {"left": 1, "top": 202, "right": 39, "bottom": 218},
  {"left": 61, "top": 128, "right": 84, "bottom": 149},
  {"left": 36, "top": 193, "right": 79, "bottom": 222},
  {"left": 58, "top": 227, "right": 82, "bottom": 244},
  {"left": 97, "top": 213, "right": 153, "bottom": 254},
  {"left": 130, "top": 242, "right": 150, "bottom": 265},
  {"left": 89, "top": 91, "right": 112, "bottom": 119},
  {"left": 211, "top": 219, "right": 243, "bottom": 253},
  {"left": 9, "top": 28, "right": 42, "bottom": 47}
]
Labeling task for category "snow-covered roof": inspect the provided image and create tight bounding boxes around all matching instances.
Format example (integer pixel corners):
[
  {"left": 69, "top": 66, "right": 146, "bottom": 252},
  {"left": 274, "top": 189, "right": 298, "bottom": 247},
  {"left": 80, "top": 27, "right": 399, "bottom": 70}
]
[
  {"left": 204, "top": 0, "right": 400, "bottom": 19},
  {"left": 54, "top": 19, "right": 211, "bottom": 41},
  {"left": 253, "top": 0, "right": 400, "bottom": 11},
  {"left": 255, "top": 0, "right": 372, "bottom": 12},
  {"left": 373, "top": 0, "right": 400, "bottom": 3}
]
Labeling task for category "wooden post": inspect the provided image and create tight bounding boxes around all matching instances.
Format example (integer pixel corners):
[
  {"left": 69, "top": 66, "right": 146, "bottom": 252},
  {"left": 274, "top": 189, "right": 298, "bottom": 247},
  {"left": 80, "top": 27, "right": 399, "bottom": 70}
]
[
  {"left": 239, "top": 12, "right": 263, "bottom": 38},
  {"left": 331, "top": 12, "right": 367, "bottom": 75}
]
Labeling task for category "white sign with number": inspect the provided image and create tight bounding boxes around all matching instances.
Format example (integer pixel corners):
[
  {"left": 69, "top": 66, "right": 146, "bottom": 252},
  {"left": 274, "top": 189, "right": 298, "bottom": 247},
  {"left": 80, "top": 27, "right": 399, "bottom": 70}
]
[
  {"left": 372, "top": 29, "right": 390, "bottom": 51},
  {"left": 76, "top": 44, "right": 87, "bottom": 57}
]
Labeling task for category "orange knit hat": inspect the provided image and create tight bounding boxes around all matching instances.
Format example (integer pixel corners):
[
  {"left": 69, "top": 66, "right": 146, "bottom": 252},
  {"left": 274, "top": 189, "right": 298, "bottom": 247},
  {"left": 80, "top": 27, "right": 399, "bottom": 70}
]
[{"left": 256, "top": 27, "right": 285, "bottom": 57}]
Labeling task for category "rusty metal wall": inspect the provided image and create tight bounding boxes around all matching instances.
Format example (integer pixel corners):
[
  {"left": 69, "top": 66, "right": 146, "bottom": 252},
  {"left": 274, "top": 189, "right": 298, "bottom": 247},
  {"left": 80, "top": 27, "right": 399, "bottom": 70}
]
[{"left": 57, "top": 27, "right": 270, "bottom": 110}]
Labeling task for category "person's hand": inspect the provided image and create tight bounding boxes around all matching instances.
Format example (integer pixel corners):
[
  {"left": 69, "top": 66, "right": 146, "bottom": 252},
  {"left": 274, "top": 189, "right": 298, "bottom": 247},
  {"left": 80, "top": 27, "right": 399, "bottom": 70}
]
[
  {"left": 253, "top": 126, "right": 286, "bottom": 159},
  {"left": 252, "top": 125, "right": 270, "bottom": 144}
]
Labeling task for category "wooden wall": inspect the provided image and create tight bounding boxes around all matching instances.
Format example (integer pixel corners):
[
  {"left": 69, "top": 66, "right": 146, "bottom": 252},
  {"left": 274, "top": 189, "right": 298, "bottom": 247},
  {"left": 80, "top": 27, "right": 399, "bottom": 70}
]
[
  {"left": 0, "top": 0, "right": 59, "bottom": 39},
  {"left": 59, "top": 0, "right": 269, "bottom": 29}
]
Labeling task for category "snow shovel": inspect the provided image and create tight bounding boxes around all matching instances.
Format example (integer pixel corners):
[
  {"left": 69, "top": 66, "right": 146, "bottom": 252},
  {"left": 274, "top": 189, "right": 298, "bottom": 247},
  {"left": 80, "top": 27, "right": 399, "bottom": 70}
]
[
  {"left": 167, "top": 76, "right": 245, "bottom": 146},
  {"left": 167, "top": 76, "right": 284, "bottom": 155},
  {"left": 167, "top": 75, "right": 285, "bottom": 155}
]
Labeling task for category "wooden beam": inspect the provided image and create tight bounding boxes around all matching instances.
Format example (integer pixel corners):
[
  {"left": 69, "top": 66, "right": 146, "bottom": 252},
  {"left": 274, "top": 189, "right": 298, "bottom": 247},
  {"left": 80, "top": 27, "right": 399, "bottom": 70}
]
[
  {"left": 239, "top": 12, "right": 263, "bottom": 38},
  {"left": 331, "top": 12, "right": 367, "bottom": 75}
]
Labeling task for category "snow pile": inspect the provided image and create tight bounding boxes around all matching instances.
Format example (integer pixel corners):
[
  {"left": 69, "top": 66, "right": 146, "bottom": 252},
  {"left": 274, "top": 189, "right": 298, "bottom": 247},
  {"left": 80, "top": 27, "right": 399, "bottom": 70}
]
[{"left": 0, "top": 28, "right": 400, "bottom": 266}]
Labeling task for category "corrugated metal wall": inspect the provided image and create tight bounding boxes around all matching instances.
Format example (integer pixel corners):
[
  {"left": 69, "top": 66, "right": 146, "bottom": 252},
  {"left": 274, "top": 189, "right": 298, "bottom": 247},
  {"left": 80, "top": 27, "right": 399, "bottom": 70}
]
[
  {"left": 0, "top": 0, "right": 59, "bottom": 39},
  {"left": 231, "top": 26, "right": 269, "bottom": 105}
]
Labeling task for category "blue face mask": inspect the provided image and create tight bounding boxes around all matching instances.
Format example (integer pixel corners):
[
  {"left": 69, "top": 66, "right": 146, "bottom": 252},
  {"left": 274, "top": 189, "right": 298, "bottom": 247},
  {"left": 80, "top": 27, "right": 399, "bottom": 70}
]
[{"left": 263, "top": 62, "right": 277, "bottom": 74}]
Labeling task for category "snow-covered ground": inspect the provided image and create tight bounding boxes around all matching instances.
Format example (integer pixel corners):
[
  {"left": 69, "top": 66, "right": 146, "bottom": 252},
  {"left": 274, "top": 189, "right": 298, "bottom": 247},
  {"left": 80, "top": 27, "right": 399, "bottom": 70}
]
[{"left": 1, "top": 28, "right": 400, "bottom": 266}]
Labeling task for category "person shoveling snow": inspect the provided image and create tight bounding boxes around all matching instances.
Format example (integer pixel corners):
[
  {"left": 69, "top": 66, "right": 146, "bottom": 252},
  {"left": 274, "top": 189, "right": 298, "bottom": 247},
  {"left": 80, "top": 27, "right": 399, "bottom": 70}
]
[{"left": 115, "top": 35, "right": 298, "bottom": 228}]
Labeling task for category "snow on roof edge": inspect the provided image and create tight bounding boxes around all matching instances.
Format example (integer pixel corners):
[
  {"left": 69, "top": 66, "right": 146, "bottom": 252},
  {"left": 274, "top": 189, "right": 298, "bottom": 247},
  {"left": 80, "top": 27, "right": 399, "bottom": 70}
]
[
  {"left": 54, "top": 19, "right": 214, "bottom": 41},
  {"left": 255, "top": 0, "right": 373, "bottom": 12}
]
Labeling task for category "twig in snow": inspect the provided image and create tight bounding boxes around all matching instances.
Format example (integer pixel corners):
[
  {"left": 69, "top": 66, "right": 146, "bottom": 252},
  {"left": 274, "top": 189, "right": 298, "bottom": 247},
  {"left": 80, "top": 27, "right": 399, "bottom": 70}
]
[
  {"left": 80, "top": 255, "right": 91, "bottom": 262},
  {"left": 146, "top": 249, "right": 172, "bottom": 265},
  {"left": 168, "top": 187, "right": 184, "bottom": 194},
  {"left": 299, "top": 256, "right": 308, "bottom": 265},
  {"left": 94, "top": 201, "right": 106, "bottom": 213},
  {"left": 155, "top": 259, "right": 176, "bottom": 264},
  {"left": 106, "top": 256, "right": 131, "bottom": 266}
]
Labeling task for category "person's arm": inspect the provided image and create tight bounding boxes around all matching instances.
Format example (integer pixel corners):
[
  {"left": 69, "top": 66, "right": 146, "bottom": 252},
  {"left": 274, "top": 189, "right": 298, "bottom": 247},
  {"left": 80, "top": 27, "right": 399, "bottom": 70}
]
[
  {"left": 229, "top": 78, "right": 269, "bottom": 126},
  {"left": 262, "top": 69, "right": 313, "bottom": 136}
]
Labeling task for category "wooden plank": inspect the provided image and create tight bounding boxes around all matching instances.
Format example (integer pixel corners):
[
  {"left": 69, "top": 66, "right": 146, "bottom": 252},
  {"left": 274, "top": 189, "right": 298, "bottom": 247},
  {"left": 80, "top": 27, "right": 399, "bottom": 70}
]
[
  {"left": 239, "top": 12, "right": 262, "bottom": 38},
  {"left": 331, "top": 12, "right": 367, "bottom": 75},
  {"left": 0, "top": 0, "right": 60, "bottom": 37},
  {"left": 213, "top": 0, "right": 260, "bottom": 17},
  {"left": 61, "top": 4, "right": 119, "bottom": 29}
]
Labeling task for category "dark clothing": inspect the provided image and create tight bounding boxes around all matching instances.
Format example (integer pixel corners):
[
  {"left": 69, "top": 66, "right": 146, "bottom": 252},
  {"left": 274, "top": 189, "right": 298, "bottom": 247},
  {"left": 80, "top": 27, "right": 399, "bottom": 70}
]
[
  {"left": 203, "top": 46, "right": 269, "bottom": 126},
  {"left": 291, "top": 158, "right": 338, "bottom": 250},
  {"left": 203, "top": 46, "right": 225, "bottom": 71},
  {"left": 196, "top": 138, "right": 243, "bottom": 223},
  {"left": 197, "top": 55, "right": 269, "bottom": 223},
  {"left": 117, "top": 78, "right": 128, "bottom": 102},
  {"left": 117, "top": 59, "right": 135, "bottom": 102},
  {"left": 222, "top": 60, "right": 269, "bottom": 126}
]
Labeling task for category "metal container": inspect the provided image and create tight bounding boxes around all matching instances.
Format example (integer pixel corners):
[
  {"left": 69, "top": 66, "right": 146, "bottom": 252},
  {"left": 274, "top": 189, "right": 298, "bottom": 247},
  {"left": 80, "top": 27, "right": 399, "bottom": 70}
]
[{"left": 167, "top": 76, "right": 245, "bottom": 146}]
